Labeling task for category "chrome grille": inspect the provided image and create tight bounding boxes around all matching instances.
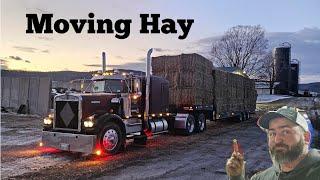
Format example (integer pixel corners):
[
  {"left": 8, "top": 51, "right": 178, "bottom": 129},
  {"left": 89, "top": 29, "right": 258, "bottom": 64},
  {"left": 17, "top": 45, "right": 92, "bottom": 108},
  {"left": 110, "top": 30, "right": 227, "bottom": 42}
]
[{"left": 54, "top": 94, "right": 81, "bottom": 131}]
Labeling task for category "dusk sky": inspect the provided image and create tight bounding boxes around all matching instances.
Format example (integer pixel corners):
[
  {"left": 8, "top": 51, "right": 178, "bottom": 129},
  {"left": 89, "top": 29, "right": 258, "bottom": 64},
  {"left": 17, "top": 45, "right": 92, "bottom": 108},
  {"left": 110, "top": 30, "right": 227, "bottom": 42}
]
[{"left": 1, "top": 0, "right": 319, "bottom": 83}]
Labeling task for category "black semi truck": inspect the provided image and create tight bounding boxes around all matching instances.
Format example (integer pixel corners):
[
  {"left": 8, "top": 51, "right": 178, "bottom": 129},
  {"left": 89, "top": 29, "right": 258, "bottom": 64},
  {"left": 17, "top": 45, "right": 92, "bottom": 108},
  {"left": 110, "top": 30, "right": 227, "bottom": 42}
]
[{"left": 41, "top": 49, "right": 256, "bottom": 155}]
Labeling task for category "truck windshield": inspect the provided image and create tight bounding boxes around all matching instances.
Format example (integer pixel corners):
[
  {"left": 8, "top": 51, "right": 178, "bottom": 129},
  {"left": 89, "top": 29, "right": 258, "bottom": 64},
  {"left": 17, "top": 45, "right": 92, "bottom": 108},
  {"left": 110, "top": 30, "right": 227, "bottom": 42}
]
[{"left": 92, "top": 79, "right": 127, "bottom": 93}]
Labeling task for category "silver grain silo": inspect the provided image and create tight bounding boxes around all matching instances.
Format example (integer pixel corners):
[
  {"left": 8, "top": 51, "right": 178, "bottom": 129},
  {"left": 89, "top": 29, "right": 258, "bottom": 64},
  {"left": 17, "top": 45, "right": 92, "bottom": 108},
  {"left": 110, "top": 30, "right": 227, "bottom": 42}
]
[
  {"left": 290, "top": 59, "right": 299, "bottom": 95},
  {"left": 273, "top": 42, "right": 291, "bottom": 95}
]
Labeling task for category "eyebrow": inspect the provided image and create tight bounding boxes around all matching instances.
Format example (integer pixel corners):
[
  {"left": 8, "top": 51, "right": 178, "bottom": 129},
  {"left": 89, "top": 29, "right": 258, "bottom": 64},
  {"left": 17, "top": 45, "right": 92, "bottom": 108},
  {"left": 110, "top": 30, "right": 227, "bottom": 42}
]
[{"left": 269, "top": 125, "right": 291, "bottom": 131}]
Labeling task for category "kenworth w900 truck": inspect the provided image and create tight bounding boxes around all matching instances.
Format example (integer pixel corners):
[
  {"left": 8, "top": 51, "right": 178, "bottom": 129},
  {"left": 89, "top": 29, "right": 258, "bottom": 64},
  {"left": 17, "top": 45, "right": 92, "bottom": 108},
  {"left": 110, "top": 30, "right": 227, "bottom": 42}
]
[{"left": 41, "top": 49, "right": 256, "bottom": 155}]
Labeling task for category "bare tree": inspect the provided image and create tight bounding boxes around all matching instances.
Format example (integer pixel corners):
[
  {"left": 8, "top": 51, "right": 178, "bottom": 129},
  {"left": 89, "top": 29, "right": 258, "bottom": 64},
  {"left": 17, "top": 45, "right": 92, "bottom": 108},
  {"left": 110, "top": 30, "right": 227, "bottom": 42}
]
[
  {"left": 256, "top": 51, "right": 275, "bottom": 94},
  {"left": 211, "top": 25, "right": 268, "bottom": 77}
]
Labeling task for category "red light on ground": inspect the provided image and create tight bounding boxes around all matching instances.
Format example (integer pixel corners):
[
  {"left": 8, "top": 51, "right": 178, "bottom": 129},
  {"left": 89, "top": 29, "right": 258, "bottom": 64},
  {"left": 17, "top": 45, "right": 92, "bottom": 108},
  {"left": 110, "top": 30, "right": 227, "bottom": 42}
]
[
  {"left": 39, "top": 142, "right": 43, "bottom": 147},
  {"left": 144, "top": 129, "right": 153, "bottom": 137},
  {"left": 96, "top": 150, "right": 102, "bottom": 156}
]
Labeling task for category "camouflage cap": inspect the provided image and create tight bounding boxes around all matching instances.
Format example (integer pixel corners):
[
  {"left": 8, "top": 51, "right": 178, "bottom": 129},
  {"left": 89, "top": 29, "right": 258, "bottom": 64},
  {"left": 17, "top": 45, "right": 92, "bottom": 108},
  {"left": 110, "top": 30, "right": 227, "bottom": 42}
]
[{"left": 257, "top": 106, "right": 309, "bottom": 132}]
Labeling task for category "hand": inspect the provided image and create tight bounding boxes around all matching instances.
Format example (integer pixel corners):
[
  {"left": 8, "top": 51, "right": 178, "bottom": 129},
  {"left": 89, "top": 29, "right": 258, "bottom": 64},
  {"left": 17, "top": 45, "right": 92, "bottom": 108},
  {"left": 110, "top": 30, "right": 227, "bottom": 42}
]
[{"left": 226, "top": 139, "right": 244, "bottom": 177}]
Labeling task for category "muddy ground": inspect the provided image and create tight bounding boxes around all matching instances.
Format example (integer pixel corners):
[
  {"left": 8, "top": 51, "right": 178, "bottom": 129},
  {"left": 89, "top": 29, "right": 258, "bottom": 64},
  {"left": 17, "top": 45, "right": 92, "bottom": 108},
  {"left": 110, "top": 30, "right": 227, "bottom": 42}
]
[{"left": 1, "top": 97, "right": 319, "bottom": 180}]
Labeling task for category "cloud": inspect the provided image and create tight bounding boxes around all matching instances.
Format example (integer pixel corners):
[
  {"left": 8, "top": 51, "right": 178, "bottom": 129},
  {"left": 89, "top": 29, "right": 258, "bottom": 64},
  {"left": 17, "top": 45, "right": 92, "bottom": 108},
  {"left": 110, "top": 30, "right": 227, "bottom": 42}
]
[
  {"left": 26, "top": 7, "right": 52, "bottom": 14},
  {"left": 83, "top": 57, "right": 146, "bottom": 71},
  {"left": 300, "top": 74, "right": 320, "bottom": 84},
  {"left": 9, "top": 56, "right": 23, "bottom": 60},
  {"left": 138, "top": 48, "right": 178, "bottom": 54},
  {"left": 5, "top": 56, "right": 31, "bottom": 64},
  {"left": 13, "top": 46, "right": 38, "bottom": 53},
  {"left": 153, "top": 48, "right": 173, "bottom": 52},
  {"left": 115, "top": 56, "right": 125, "bottom": 59},
  {"left": 83, "top": 64, "right": 102, "bottom": 67},
  {"left": 42, "top": 49, "right": 50, "bottom": 53},
  {"left": 38, "top": 37, "right": 54, "bottom": 41},
  {"left": 13, "top": 45, "right": 51, "bottom": 54}
]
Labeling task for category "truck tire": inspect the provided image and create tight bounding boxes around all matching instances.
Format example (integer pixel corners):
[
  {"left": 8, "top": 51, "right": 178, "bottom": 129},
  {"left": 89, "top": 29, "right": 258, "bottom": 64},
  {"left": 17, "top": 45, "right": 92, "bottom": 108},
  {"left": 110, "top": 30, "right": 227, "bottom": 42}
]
[
  {"left": 98, "top": 122, "right": 125, "bottom": 155},
  {"left": 183, "top": 115, "right": 195, "bottom": 135},
  {"left": 195, "top": 113, "right": 206, "bottom": 133}
]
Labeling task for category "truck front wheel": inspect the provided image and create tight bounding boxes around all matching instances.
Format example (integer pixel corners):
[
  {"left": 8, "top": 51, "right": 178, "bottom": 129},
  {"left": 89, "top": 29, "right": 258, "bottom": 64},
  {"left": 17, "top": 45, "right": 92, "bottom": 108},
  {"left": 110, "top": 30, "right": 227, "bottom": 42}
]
[{"left": 98, "top": 122, "right": 125, "bottom": 155}]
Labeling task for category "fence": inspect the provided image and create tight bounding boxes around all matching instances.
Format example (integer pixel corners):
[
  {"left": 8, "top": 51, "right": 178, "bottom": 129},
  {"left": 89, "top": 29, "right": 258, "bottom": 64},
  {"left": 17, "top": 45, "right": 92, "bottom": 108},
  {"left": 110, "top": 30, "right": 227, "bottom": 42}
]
[{"left": 1, "top": 77, "right": 51, "bottom": 116}]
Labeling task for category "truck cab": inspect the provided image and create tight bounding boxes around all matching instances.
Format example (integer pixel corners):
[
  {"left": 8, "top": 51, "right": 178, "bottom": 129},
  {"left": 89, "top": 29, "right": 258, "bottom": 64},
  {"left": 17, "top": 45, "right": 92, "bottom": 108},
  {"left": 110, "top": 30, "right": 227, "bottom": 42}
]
[{"left": 42, "top": 68, "right": 171, "bottom": 155}]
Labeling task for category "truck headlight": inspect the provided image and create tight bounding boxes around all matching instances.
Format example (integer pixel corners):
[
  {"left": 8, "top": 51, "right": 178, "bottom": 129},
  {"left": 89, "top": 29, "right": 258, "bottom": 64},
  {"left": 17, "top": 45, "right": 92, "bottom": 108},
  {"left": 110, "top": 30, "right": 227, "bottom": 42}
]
[
  {"left": 43, "top": 117, "right": 52, "bottom": 125},
  {"left": 83, "top": 115, "right": 95, "bottom": 128},
  {"left": 84, "top": 120, "right": 94, "bottom": 127}
]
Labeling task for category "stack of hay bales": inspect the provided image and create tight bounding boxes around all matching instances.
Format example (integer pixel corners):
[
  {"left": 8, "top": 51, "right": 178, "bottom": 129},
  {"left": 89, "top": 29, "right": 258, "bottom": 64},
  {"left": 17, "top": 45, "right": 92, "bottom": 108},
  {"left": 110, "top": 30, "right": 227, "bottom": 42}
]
[
  {"left": 213, "top": 68, "right": 256, "bottom": 115},
  {"left": 152, "top": 54, "right": 214, "bottom": 107}
]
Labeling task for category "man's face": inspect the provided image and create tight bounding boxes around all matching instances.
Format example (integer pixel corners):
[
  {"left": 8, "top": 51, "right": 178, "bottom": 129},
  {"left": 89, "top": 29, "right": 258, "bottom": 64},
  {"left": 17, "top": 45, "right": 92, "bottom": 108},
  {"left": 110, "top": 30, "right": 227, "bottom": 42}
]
[{"left": 267, "top": 118, "right": 306, "bottom": 164}]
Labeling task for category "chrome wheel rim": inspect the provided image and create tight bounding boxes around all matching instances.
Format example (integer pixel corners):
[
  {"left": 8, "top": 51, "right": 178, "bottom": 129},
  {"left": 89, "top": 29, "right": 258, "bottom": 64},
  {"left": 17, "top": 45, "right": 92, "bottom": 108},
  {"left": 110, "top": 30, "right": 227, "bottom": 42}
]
[
  {"left": 200, "top": 117, "right": 205, "bottom": 131},
  {"left": 187, "top": 118, "right": 194, "bottom": 133},
  {"left": 102, "top": 129, "right": 118, "bottom": 151}
]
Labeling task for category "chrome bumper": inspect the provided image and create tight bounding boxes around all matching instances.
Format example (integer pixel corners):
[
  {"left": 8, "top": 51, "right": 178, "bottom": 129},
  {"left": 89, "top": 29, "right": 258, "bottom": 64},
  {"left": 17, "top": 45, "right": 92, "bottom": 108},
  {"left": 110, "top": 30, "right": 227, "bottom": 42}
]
[{"left": 42, "top": 131, "right": 97, "bottom": 154}]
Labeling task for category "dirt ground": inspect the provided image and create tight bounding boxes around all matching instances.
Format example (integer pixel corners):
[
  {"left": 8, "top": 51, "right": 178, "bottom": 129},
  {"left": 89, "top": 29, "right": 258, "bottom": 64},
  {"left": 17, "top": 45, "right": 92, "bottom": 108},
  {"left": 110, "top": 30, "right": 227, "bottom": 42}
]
[{"left": 1, "top": 97, "right": 319, "bottom": 180}]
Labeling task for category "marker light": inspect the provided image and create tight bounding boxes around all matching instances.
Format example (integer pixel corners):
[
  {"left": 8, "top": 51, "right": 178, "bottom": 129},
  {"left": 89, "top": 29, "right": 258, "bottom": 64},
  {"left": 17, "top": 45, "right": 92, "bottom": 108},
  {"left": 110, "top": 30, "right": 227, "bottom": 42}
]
[
  {"left": 132, "top": 94, "right": 139, "bottom": 100},
  {"left": 39, "top": 142, "right": 43, "bottom": 147}
]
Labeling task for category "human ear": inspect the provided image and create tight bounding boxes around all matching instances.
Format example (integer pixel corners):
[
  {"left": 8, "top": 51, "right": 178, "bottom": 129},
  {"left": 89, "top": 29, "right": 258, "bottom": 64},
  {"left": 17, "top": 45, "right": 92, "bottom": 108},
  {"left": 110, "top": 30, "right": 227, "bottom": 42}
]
[{"left": 304, "top": 132, "right": 311, "bottom": 145}]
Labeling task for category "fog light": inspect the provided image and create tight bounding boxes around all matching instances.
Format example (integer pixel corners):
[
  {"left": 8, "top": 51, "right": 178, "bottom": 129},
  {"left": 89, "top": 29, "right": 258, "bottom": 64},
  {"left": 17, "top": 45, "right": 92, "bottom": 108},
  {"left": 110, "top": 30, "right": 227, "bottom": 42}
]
[{"left": 43, "top": 118, "right": 52, "bottom": 125}]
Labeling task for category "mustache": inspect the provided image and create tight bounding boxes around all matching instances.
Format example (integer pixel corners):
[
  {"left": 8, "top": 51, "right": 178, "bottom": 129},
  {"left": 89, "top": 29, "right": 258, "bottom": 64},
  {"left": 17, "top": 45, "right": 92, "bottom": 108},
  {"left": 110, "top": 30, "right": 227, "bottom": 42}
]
[{"left": 272, "top": 143, "right": 289, "bottom": 150}]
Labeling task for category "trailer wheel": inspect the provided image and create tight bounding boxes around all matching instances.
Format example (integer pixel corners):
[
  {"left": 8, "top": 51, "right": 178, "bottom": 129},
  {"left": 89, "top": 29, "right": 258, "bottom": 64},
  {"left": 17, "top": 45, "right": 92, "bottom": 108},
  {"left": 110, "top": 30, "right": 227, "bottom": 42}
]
[
  {"left": 98, "top": 122, "right": 125, "bottom": 155},
  {"left": 183, "top": 115, "right": 195, "bottom": 135},
  {"left": 238, "top": 113, "right": 244, "bottom": 122},
  {"left": 195, "top": 113, "right": 206, "bottom": 133}
]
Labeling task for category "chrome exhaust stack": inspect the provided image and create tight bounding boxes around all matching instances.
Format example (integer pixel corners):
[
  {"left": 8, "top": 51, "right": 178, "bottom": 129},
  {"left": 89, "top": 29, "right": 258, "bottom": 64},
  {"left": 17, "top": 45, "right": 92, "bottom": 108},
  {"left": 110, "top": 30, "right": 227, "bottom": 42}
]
[{"left": 144, "top": 48, "right": 153, "bottom": 130}]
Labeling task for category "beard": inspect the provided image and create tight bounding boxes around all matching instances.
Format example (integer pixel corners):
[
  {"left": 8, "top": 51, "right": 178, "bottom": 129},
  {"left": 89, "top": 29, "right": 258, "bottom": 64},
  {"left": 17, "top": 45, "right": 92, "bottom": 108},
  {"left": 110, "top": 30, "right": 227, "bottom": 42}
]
[{"left": 269, "top": 138, "right": 305, "bottom": 164}]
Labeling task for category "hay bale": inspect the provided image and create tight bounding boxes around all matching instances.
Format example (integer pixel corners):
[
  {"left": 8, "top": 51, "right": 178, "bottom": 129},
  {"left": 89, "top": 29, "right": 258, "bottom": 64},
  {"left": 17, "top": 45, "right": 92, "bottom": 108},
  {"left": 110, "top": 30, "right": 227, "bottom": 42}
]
[{"left": 152, "top": 54, "right": 213, "bottom": 107}]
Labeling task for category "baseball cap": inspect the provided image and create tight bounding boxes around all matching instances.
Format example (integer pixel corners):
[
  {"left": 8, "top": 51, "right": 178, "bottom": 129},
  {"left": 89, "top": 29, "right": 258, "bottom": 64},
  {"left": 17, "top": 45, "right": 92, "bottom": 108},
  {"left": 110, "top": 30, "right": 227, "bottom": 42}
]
[{"left": 257, "top": 106, "right": 309, "bottom": 132}]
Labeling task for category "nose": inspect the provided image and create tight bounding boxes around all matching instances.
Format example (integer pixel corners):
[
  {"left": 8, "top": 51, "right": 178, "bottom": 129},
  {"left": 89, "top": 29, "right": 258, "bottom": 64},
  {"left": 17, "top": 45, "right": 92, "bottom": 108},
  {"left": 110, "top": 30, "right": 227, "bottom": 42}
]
[{"left": 273, "top": 133, "right": 284, "bottom": 144}]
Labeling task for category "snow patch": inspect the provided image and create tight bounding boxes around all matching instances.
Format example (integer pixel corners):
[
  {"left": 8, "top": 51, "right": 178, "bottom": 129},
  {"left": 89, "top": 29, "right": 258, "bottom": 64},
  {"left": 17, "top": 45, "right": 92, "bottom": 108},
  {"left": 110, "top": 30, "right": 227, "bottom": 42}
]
[
  {"left": 1, "top": 134, "right": 41, "bottom": 146},
  {"left": 257, "top": 94, "right": 292, "bottom": 103}
]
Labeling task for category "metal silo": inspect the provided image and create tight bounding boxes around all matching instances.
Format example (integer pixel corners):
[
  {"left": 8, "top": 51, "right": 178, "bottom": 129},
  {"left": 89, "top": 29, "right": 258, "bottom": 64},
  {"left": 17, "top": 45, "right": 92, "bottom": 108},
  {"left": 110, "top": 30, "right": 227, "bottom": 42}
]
[
  {"left": 273, "top": 42, "right": 291, "bottom": 95},
  {"left": 290, "top": 59, "right": 299, "bottom": 95}
]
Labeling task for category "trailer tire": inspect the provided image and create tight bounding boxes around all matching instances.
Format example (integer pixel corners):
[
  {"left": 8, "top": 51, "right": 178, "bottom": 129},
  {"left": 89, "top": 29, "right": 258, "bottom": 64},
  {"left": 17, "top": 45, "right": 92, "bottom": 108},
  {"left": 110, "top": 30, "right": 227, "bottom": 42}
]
[
  {"left": 98, "top": 122, "right": 125, "bottom": 155},
  {"left": 183, "top": 115, "right": 195, "bottom": 135},
  {"left": 238, "top": 113, "right": 244, "bottom": 122},
  {"left": 195, "top": 113, "right": 206, "bottom": 133}
]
